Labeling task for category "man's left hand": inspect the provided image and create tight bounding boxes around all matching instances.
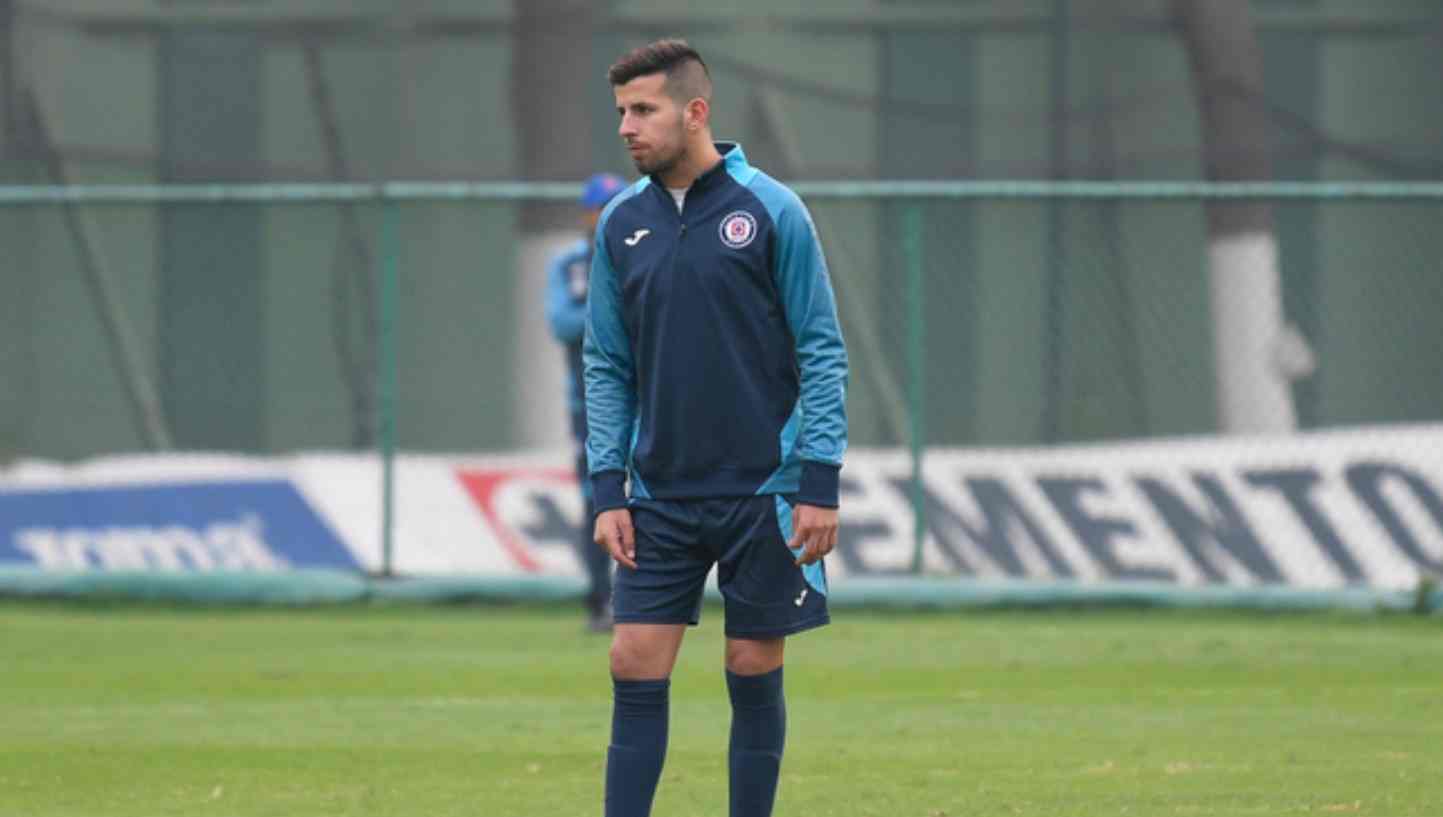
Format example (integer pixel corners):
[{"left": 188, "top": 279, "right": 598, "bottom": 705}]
[{"left": 788, "top": 504, "right": 839, "bottom": 567}]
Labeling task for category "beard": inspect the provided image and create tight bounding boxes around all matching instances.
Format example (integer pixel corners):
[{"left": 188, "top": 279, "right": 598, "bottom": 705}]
[
  {"left": 633, "top": 141, "right": 684, "bottom": 177},
  {"left": 630, "top": 114, "right": 687, "bottom": 177}
]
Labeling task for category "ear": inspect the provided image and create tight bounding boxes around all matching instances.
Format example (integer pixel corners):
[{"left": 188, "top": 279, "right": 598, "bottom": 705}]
[{"left": 685, "top": 96, "right": 710, "bottom": 132}]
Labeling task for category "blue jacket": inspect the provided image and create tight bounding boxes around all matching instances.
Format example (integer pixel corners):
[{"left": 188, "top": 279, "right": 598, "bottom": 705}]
[
  {"left": 583, "top": 143, "right": 848, "bottom": 513},
  {"left": 544, "top": 237, "right": 591, "bottom": 427}
]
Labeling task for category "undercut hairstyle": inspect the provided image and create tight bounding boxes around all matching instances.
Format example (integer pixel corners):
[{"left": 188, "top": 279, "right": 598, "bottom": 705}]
[{"left": 608, "top": 38, "right": 713, "bottom": 103}]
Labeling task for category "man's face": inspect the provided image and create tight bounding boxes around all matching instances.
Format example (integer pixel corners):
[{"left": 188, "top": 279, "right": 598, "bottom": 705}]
[
  {"left": 614, "top": 73, "right": 687, "bottom": 178},
  {"left": 582, "top": 208, "right": 602, "bottom": 239}
]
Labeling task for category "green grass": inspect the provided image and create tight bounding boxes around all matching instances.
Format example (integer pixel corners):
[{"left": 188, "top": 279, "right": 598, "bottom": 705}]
[{"left": 2, "top": 602, "right": 1440, "bottom": 816}]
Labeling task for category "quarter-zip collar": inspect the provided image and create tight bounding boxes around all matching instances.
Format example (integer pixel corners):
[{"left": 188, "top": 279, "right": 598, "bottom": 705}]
[{"left": 649, "top": 142, "right": 747, "bottom": 213}]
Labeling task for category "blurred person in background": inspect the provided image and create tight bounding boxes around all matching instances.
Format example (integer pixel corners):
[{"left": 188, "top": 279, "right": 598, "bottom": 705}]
[
  {"left": 544, "top": 171, "right": 626, "bottom": 633},
  {"left": 585, "top": 39, "right": 848, "bottom": 817}
]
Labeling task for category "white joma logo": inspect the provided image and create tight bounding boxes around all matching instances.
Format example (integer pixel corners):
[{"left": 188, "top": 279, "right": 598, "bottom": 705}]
[
  {"left": 794, "top": 588, "right": 808, "bottom": 607},
  {"left": 624, "top": 228, "right": 651, "bottom": 247}
]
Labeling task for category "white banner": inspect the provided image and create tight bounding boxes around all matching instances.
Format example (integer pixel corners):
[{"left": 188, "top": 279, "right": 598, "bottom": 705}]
[
  {"left": 3, "top": 424, "right": 1441, "bottom": 590},
  {"left": 841, "top": 425, "right": 1443, "bottom": 590}
]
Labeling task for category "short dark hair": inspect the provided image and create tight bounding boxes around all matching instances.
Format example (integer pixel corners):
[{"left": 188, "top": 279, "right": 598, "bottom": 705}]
[{"left": 607, "top": 38, "right": 712, "bottom": 102}]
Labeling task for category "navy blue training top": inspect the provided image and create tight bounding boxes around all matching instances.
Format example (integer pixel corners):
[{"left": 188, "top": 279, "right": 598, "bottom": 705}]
[{"left": 583, "top": 142, "right": 848, "bottom": 513}]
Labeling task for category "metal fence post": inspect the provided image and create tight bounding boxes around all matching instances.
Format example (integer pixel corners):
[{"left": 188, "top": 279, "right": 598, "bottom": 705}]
[
  {"left": 379, "top": 195, "right": 398, "bottom": 578},
  {"left": 903, "top": 203, "right": 926, "bottom": 574}
]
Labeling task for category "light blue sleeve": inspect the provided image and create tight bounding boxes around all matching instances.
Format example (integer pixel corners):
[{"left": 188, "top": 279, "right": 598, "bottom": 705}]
[
  {"left": 772, "top": 190, "right": 849, "bottom": 495},
  {"left": 544, "top": 245, "right": 587, "bottom": 343},
  {"left": 582, "top": 216, "right": 636, "bottom": 513}
]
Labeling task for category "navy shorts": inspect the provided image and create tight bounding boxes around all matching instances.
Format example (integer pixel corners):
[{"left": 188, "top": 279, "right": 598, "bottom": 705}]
[{"left": 613, "top": 495, "right": 829, "bottom": 640}]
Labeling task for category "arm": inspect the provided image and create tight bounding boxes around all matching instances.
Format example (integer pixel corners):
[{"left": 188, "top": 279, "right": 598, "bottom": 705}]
[
  {"left": 773, "top": 195, "right": 849, "bottom": 509},
  {"left": 582, "top": 224, "right": 636, "bottom": 517},
  {"left": 773, "top": 194, "right": 848, "bottom": 566},
  {"left": 544, "top": 247, "right": 588, "bottom": 343}
]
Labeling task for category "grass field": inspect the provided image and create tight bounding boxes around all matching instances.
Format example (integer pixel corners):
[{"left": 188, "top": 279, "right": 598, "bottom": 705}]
[{"left": 2, "top": 601, "right": 1440, "bottom": 817}]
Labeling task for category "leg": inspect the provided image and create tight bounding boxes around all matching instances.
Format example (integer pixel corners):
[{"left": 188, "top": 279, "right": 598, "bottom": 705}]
[
  {"left": 711, "top": 496, "right": 831, "bottom": 817},
  {"left": 573, "top": 447, "right": 612, "bottom": 630},
  {"left": 606, "top": 623, "right": 686, "bottom": 817},
  {"left": 612, "top": 622, "right": 688, "bottom": 680},
  {"left": 725, "top": 637, "right": 787, "bottom": 817},
  {"left": 606, "top": 499, "right": 711, "bottom": 817},
  {"left": 580, "top": 494, "right": 614, "bottom": 631}
]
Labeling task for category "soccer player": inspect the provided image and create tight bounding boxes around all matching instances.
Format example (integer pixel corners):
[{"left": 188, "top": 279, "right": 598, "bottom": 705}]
[
  {"left": 583, "top": 39, "right": 848, "bottom": 817},
  {"left": 543, "top": 171, "right": 626, "bottom": 632}
]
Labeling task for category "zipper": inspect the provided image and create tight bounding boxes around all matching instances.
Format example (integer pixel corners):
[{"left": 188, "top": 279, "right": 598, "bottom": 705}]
[
  {"left": 672, "top": 186, "right": 687, "bottom": 278},
  {"left": 669, "top": 222, "right": 686, "bottom": 282},
  {"left": 650, "top": 180, "right": 688, "bottom": 283}
]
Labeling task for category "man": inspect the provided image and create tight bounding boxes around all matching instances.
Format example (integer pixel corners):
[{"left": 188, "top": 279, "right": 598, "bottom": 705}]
[
  {"left": 544, "top": 171, "right": 626, "bottom": 632},
  {"left": 584, "top": 39, "right": 848, "bottom": 817}
]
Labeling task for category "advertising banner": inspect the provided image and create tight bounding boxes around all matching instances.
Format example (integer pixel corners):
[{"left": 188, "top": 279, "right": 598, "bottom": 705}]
[
  {"left": 0, "top": 480, "right": 355, "bottom": 571},
  {"left": 3, "top": 425, "right": 1440, "bottom": 592}
]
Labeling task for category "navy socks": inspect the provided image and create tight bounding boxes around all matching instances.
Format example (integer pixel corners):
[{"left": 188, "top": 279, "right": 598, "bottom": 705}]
[
  {"left": 726, "top": 666, "right": 787, "bottom": 817},
  {"left": 606, "top": 668, "right": 786, "bottom": 817},
  {"left": 605, "top": 678, "right": 670, "bottom": 817}
]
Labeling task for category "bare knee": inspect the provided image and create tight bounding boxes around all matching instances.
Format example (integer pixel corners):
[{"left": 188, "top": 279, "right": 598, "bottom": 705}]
[
  {"left": 610, "top": 625, "right": 683, "bottom": 680},
  {"left": 725, "top": 638, "right": 784, "bottom": 676},
  {"left": 609, "top": 638, "right": 654, "bottom": 679}
]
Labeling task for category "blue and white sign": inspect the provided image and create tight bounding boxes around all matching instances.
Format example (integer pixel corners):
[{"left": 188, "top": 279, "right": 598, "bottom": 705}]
[{"left": 0, "top": 481, "right": 357, "bottom": 572}]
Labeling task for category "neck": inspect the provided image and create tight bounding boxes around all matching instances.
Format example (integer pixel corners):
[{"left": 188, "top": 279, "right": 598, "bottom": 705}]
[{"left": 657, "top": 134, "right": 722, "bottom": 189}]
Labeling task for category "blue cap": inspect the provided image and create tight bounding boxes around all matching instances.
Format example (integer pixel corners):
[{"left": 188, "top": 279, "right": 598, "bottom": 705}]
[{"left": 581, "top": 173, "right": 626, "bottom": 210}]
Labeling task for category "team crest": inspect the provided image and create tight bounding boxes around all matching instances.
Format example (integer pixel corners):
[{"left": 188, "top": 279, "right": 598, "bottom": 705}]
[{"left": 719, "top": 211, "right": 758, "bottom": 249}]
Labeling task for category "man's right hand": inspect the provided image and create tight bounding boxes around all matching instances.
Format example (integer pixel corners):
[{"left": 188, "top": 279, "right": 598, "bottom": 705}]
[{"left": 594, "top": 508, "right": 637, "bottom": 569}]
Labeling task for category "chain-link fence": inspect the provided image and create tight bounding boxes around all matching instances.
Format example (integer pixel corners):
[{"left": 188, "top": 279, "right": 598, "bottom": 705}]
[
  {"left": 4, "top": 182, "right": 1442, "bottom": 458},
  {"left": 3, "top": 1, "right": 1441, "bottom": 457}
]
